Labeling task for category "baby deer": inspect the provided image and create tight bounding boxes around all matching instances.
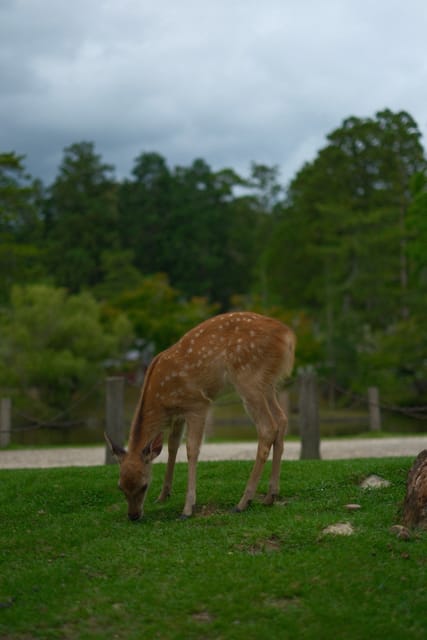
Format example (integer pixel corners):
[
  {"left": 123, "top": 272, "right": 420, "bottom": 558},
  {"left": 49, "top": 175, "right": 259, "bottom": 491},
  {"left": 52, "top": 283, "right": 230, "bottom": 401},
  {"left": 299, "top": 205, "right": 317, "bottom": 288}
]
[{"left": 105, "top": 311, "right": 296, "bottom": 520}]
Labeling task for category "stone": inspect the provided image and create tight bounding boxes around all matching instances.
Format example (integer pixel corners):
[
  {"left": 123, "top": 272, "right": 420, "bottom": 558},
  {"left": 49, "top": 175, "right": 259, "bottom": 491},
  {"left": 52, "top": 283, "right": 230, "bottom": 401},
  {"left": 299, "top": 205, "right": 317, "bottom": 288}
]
[{"left": 360, "top": 474, "right": 391, "bottom": 489}]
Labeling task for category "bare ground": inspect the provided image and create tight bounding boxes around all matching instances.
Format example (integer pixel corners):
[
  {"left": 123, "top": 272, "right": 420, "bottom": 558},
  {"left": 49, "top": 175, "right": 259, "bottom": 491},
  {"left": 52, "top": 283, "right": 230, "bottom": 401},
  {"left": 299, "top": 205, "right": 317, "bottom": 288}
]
[{"left": 1, "top": 436, "right": 427, "bottom": 469}]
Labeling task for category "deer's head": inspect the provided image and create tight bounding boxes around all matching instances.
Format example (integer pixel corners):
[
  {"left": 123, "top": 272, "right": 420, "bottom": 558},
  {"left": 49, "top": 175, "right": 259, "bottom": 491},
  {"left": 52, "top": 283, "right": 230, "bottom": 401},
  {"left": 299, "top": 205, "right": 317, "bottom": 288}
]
[{"left": 105, "top": 433, "right": 163, "bottom": 521}]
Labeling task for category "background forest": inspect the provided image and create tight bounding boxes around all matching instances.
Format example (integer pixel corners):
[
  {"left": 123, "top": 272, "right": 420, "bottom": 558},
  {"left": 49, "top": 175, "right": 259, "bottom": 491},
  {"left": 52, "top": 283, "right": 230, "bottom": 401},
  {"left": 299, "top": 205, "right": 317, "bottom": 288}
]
[{"left": 1, "top": 108, "right": 426, "bottom": 418}]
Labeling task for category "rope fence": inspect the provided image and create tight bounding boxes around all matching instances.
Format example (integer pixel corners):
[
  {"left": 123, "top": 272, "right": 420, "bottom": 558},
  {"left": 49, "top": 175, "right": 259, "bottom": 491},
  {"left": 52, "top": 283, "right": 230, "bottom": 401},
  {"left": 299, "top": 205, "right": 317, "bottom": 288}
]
[{"left": 1, "top": 372, "right": 426, "bottom": 452}]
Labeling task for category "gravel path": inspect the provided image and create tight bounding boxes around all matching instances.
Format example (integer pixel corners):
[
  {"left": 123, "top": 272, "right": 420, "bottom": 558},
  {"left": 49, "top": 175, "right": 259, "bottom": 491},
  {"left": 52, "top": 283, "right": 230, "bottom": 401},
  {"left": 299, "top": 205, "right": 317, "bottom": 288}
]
[{"left": 1, "top": 436, "right": 426, "bottom": 469}]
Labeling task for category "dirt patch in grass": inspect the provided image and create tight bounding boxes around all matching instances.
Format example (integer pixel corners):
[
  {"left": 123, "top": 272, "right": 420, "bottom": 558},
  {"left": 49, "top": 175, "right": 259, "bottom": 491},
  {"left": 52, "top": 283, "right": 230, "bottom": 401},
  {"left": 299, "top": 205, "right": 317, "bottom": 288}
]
[
  {"left": 191, "top": 610, "right": 215, "bottom": 623},
  {"left": 265, "top": 595, "right": 303, "bottom": 610},
  {"left": 234, "top": 533, "right": 283, "bottom": 555},
  {"left": 197, "top": 503, "right": 223, "bottom": 517}
]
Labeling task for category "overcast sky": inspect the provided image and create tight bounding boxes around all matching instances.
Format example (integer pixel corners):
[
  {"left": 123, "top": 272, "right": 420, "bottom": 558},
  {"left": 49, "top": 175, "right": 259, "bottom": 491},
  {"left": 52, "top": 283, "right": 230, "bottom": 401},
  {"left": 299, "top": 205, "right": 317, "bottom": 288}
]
[{"left": 1, "top": 0, "right": 426, "bottom": 186}]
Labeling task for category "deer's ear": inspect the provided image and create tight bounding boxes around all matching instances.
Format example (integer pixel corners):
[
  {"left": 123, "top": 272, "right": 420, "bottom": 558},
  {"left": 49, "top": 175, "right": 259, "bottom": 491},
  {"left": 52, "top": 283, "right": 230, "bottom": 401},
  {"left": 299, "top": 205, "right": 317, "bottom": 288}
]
[
  {"left": 142, "top": 433, "right": 163, "bottom": 461},
  {"left": 104, "top": 432, "right": 127, "bottom": 462}
]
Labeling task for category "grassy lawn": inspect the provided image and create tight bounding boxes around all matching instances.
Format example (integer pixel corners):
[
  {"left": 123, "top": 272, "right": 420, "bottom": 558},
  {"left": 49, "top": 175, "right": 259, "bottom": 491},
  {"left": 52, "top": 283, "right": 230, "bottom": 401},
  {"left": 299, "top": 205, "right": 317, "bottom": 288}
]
[{"left": 1, "top": 458, "right": 426, "bottom": 639}]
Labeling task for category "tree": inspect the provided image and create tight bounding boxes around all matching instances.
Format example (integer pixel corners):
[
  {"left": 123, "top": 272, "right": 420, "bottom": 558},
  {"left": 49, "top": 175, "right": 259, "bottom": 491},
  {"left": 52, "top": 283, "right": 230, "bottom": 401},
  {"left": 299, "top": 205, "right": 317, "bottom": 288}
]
[
  {"left": 119, "top": 154, "right": 260, "bottom": 306},
  {"left": 0, "top": 284, "right": 132, "bottom": 414},
  {"left": 92, "top": 250, "right": 144, "bottom": 301},
  {"left": 248, "top": 162, "right": 284, "bottom": 214},
  {"left": 263, "top": 109, "right": 426, "bottom": 388},
  {"left": 45, "top": 142, "right": 119, "bottom": 291},
  {"left": 245, "top": 163, "right": 288, "bottom": 305},
  {"left": 407, "top": 171, "right": 427, "bottom": 314},
  {"left": 0, "top": 152, "right": 45, "bottom": 301},
  {"left": 357, "top": 171, "right": 427, "bottom": 403},
  {"left": 168, "top": 159, "right": 243, "bottom": 303},
  {"left": 108, "top": 273, "right": 217, "bottom": 352},
  {"left": 118, "top": 152, "right": 173, "bottom": 275}
]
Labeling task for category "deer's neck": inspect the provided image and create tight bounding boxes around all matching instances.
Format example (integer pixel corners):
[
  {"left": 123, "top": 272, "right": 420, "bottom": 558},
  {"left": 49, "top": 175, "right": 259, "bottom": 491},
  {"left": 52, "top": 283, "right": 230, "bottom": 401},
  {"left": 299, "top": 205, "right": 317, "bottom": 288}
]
[
  {"left": 127, "top": 353, "right": 168, "bottom": 453},
  {"left": 128, "top": 400, "right": 168, "bottom": 453}
]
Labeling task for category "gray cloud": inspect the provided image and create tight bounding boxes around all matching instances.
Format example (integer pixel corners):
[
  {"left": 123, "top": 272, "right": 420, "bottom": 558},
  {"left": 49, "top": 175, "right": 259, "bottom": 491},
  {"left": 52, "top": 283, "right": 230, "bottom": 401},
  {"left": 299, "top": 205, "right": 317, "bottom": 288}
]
[{"left": 1, "top": 0, "right": 426, "bottom": 185}]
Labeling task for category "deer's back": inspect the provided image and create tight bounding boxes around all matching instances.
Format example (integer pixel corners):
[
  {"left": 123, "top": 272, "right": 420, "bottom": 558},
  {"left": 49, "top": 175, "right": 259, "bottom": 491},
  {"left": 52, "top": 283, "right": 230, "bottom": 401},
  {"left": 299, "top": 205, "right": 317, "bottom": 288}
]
[{"left": 146, "top": 312, "right": 295, "bottom": 410}]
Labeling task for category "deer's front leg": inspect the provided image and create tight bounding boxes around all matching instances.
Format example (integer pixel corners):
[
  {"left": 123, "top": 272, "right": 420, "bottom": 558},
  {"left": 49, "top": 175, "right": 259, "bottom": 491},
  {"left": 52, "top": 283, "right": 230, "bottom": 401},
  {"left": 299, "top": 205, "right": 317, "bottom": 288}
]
[
  {"left": 181, "top": 411, "right": 206, "bottom": 518},
  {"left": 157, "top": 418, "right": 185, "bottom": 502}
]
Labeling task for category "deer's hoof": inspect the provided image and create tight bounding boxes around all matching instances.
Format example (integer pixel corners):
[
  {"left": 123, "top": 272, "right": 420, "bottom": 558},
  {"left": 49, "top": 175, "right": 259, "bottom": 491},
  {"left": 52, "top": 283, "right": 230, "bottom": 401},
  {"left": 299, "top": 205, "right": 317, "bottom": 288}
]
[
  {"left": 156, "top": 493, "right": 170, "bottom": 503},
  {"left": 232, "top": 500, "right": 251, "bottom": 513}
]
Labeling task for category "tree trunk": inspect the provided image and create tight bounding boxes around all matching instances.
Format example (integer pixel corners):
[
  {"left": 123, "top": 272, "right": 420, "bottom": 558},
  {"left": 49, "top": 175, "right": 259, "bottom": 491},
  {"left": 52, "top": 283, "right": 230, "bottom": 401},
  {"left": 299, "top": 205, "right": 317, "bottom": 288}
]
[{"left": 401, "top": 450, "right": 427, "bottom": 528}]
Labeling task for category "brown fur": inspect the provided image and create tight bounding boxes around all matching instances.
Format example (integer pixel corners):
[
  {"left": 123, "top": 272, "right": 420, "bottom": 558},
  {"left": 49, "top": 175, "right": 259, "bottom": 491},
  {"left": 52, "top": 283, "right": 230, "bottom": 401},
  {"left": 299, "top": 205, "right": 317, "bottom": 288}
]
[{"left": 106, "top": 311, "right": 296, "bottom": 520}]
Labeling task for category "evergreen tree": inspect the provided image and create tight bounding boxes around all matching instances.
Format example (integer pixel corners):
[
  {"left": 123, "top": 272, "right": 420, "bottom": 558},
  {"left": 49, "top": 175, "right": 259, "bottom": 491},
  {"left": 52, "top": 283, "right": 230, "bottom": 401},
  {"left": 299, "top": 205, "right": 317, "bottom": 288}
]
[
  {"left": 119, "top": 154, "right": 259, "bottom": 306},
  {"left": 0, "top": 152, "right": 45, "bottom": 301},
  {"left": 118, "top": 152, "right": 173, "bottom": 275},
  {"left": 45, "top": 142, "right": 119, "bottom": 291},
  {"left": 263, "top": 109, "right": 426, "bottom": 387}
]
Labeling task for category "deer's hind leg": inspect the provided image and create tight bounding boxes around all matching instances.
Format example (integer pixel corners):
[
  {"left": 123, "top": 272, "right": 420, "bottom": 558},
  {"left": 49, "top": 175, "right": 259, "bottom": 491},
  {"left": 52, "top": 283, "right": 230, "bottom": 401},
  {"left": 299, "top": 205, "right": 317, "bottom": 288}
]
[
  {"left": 235, "top": 388, "right": 282, "bottom": 512},
  {"left": 157, "top": 417, "right": 185, "bottom": 502},
  {"left": 263, "top": 391, "right": 287, "bottom": 505}
]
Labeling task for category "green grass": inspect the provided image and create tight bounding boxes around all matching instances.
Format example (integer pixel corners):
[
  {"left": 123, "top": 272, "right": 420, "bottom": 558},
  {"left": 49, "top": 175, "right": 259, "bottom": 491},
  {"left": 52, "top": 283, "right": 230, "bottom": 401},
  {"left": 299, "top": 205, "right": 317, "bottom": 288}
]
[{"left": 1, "top": 458, "right": 426, "bottom": 639}]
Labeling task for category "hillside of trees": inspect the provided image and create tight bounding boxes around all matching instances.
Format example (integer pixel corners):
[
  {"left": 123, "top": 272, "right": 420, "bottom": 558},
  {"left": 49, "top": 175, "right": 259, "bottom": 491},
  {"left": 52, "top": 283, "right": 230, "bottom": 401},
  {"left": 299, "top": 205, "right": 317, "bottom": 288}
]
[{"left": 1, "top": 108, "right": 426, "bottom": 416}]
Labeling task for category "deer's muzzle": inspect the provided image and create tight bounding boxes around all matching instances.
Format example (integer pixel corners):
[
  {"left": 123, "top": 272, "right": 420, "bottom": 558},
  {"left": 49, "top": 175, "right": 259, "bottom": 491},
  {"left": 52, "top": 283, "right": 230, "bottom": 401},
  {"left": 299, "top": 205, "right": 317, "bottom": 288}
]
[{"left": 128, "top": 512, "right": 141, "bottom": 522}]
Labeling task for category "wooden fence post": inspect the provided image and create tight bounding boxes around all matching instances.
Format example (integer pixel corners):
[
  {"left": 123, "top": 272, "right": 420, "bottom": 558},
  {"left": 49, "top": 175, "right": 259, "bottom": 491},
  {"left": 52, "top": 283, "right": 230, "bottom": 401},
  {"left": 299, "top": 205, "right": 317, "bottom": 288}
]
[
  {"left": 105, "top": 377, "right": 125, "bottom": 464},
  {"left": 0, "top": 398, "right": 11, "bottom": 448},
  {"left": 368, "top": 386, "right": 381, "bottom": 431},
  {"left": 298, "top": 371, "right": 320, "bottom": 459}
]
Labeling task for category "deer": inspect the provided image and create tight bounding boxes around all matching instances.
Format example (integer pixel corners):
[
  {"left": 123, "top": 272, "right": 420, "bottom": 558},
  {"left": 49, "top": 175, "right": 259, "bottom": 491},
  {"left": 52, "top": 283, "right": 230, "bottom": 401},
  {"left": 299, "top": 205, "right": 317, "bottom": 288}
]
[{"left": 105, "top": 311, "right": 296, "bottom": 521}]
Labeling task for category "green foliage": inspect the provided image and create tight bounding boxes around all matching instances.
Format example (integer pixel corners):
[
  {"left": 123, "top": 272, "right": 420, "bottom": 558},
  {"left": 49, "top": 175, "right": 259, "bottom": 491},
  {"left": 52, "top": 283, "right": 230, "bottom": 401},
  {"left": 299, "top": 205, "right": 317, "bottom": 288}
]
[
  {"left": 118, "top": 154, "right": 260, "bottom": 305},
  {"left": 0, "top": 152, "right": 45, "bottom": 301},
  {"left": 407, "top": 171, "right": 427, "bottom": 300},
  {"left": 45, "top": 142, "right": 119, "bottom": 291},
  {"left": 1, "top": 107, "right": 427, "bottom": 408},
  {"left": 92, "top": 249, "right": 144, "bottom": 300},
  {"left": 108, "top": 273, "right": 217, "bottom": 351},
  {"left": 1, "top": 459, "right": 425, "bottom": 639},
  {"left": 0, "top": 284, "right": 132, "bottom": 413},
  {"left": 266, "top": 110, "right": 425, "bottom": 317},
  {"left": 358, "top": 317, "right": 427, "bottom": 402},
  {"left": 0, "top": 151, "right": 38, "bottom": 234},
  {"left": 263, "top": 110, "right": 427, "bottom": 399}
]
